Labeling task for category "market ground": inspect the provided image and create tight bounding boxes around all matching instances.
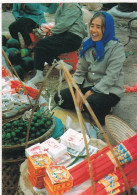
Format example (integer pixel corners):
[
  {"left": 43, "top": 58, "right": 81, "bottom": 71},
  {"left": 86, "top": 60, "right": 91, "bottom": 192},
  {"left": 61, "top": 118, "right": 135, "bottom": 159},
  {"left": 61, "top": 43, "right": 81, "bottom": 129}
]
[{"left": 2, "top": 8, "right": 137, "bottom": 145}]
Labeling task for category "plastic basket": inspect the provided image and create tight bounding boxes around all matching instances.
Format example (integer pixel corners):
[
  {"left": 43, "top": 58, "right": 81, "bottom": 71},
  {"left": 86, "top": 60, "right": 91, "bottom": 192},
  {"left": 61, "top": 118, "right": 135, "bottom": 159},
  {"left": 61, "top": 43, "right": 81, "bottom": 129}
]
[{"left": 105, "top": 115, "right": 136, "bottom": 143}]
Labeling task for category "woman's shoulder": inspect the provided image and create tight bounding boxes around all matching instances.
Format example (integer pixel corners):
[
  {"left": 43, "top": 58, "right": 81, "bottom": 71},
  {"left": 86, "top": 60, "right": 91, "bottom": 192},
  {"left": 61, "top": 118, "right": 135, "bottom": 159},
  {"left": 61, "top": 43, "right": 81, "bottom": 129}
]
[{"left": 106, "top": 40, "right": 124, "bottom": 48}]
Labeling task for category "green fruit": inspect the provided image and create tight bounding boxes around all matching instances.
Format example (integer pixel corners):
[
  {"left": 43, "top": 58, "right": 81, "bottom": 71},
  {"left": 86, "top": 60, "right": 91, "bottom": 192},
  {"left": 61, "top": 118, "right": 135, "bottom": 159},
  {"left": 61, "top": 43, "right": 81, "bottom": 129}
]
[
  {"left": 6, "top": 128, "right": 11, "bottom": 133},
  {"left": 32, "top": 117, "right": 37, "bottom": 122},
  {"left": 6, "top": 48, "right": 21, "bottom": 65},
  {"left": 11, "top": 132, "right": 16, "bottom": 137},
  {"left": 20, "top": 48, "right": 30, "bottom": 58},
  {"left": 42, "top": 118, "right": 46, "bottom": 122},
  {"left": 14, "top": 137, "right": 18, "bottom": 141},
  {"left": 6, "top": 38, "right": 20, "bottom": 49},
  {"left": 13, "top": 121, "right": 18, "bottom": 126},
  {"left": 21, "top": 56, "right": 34, "bottom": 72},
  {"left": 25, "top": 122, "right": 29, "bottom": 127},
  {"left": 31, "top": 133, "right": 35, "bottom": 138},
  {"left": 19, "top": 138, "right": 24, "bottom": 143},
  {"left": 22, "top": 131, "right": 26, "bottom": 136},
  {"left": 15, "top": 129, "right": 20, "bottom": 133},
  {"left": 37, "top": 119, "right": 41, "bottom": 123},
  {"left": 46, "top": 120, "right": 52, "bottom": 126},
  {"left": 2, "top": 134, "right": 6, "bottom": 139},
  {"left": 19, "top": 122, "right": 24, "bottom": 126},
  {"left": 30, "top": 121, "right": 35, "bottom": 127},
  {"left": 6, "top": 133, "right": 11, "bottom": 138},
  {"left": 35, "top": 113, "right": 41, "bottom": 118},
  {"left": 18, "top": 127, "right": 23, "bottom": 131},
  {"left": 35, "top": 123, "right": 39, "bottom": 127},
  {"left": 41, "top": 129, "right": 46, "bottom": 134},
  {"left": 36, "top": 131, "right": 40, "bottom": 137},
  {"left": 6, "top": 123, "right": 11, "bottom": 128},
  {"left": 39, "top": 121, "right": 44, "bottom": 126},
  {"left": 2, "top": 46, "right": 8, "bottom": 52},
  {"left": 31, "top": 127, "right": 36, "bottom": 132},
  {"left": 10, "top": 65, "right": 24, "bottom": 80}
]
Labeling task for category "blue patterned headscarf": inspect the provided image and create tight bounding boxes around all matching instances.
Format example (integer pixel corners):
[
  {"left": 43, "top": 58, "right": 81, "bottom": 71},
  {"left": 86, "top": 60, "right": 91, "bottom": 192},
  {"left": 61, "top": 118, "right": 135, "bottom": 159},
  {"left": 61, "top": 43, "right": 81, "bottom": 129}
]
[{"left": 80, "top": 12, "right": 119, "bottom": 62}]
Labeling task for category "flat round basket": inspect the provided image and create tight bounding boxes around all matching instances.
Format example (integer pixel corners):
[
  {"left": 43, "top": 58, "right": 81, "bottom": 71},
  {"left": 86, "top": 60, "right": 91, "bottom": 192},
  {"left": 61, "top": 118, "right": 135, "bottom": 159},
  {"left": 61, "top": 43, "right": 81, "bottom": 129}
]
[
  {"left": 2, "top": 117, "right": 56, "bottom": 158},
  {"left": 105, "top": 115, "right": 136, "bottom": 143}
]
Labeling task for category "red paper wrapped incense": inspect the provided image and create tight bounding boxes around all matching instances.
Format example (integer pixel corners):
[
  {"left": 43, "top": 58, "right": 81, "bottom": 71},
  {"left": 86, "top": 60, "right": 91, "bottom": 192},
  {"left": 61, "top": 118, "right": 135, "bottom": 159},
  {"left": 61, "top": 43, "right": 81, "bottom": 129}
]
[
  {"left": 92, "top": 150, "right": 137, "bottom": 181},
  {"left": 80, "top": 159, "right": 137, "bottom": 195},
  {"left": 69, "top": 146, "right": 110, "bottom": 186},
  {"left": 69, "top": 134, "right": 137, "bottom": 187}
]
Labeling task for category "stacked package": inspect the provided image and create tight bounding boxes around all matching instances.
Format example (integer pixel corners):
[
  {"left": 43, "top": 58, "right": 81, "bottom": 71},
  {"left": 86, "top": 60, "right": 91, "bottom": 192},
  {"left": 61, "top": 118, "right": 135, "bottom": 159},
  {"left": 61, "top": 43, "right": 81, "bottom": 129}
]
[
  {"left": 44, "top": 165, "right": 73, "bottom": 195},
  {"left": 28, "top": 153, "right": 53, "bottom": 189},
  {"left": 41, "top": 138, "right": 68, "bottom": 161},
  {"left": 60, "top": 128, "right": 90, "bottom": 152},
  {"left": 25, "top": 143, "right": 45, "bottom": 157},
  {"left": 69, "top": 134, "right": 137, "bottom": 195}
]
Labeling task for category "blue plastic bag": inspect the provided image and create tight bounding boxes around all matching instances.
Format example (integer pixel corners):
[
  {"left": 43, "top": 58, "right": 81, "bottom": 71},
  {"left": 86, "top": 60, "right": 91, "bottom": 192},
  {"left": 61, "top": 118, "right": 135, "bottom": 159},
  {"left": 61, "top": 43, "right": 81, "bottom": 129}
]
[{"left": 51, "top": 116, "right": 64, "bottom": 139}]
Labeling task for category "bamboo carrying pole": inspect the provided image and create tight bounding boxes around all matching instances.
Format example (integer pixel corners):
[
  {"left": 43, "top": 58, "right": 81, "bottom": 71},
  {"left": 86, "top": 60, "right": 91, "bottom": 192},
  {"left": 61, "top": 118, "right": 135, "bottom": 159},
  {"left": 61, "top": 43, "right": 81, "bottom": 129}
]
[
  {"left": 2, "top": 49, "right": 33, "bottom": 108},
  {"left": 25, "top": 62, "right": 58, "bottom": 148},
  {"left": 59, "top": 60, "right": 131, "bottom": 195},
  {"left": 64, "top": 70, "right": 95, "bottom": 194}
]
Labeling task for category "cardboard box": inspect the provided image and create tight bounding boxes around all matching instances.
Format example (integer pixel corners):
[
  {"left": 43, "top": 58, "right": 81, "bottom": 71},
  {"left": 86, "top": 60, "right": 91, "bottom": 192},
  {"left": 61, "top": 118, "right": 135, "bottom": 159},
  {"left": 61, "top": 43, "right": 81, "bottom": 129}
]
[
  {"left": 60, "top": 128, "right": 90, "bottom": 152},
  {"left": 28, "top": 153, "right": 53, "bottom": 176},
  {"left": 44, "top": 165, "right": 73, "bottom": 194},
  {"left": 28, "top": 171, "right": 44, "bottom": 189},
  {"left": 41, "top": 138, "right": 67, "bottom": 160},
  {"left": 25, "top": 143, "right": 44, "bottom": 157}
]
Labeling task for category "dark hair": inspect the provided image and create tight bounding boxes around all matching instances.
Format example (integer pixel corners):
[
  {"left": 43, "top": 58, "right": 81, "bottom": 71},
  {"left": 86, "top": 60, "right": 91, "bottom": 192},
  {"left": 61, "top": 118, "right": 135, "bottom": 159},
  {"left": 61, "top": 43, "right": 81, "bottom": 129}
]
[{"left": 89, "top": 12, "right": 106, "bottom": 33}]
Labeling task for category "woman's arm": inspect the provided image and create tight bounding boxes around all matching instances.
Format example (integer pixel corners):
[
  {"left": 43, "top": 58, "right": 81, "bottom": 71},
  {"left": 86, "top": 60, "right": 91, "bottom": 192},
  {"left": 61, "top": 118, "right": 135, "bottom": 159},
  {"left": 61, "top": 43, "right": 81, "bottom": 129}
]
[
  {"left": 51, "top": 4, "right": 82, "bottom": 34},
  {"left": 94, "top": 43, "right": 125, "bottom": 94},
  {"left": 73, "top": 56, "right": 89, "bottom": 110},
  {"left": 73, "top": 56, "right": 89, "bottom": 85}
]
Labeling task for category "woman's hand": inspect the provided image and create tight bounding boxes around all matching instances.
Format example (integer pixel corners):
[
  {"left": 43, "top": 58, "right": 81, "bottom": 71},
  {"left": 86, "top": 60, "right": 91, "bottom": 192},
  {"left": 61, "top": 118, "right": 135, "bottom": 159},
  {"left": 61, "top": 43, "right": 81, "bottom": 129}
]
[
  {"left": 84, "top": 90, "right": 94, "bottom": 99},
  {"left": 75, "top": 90, "right": 84, "bottom": 111}
]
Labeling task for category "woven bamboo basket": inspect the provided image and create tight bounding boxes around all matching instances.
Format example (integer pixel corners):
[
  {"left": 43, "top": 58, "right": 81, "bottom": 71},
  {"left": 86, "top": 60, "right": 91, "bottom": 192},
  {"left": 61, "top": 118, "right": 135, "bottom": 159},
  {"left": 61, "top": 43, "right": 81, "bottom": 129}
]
[
  {"left": 2, "top": 117, "right": 56, "bottom": 159},
  {"left": 105, "top": 115, "right": 136, "bottom": 143},
  {"left": 2, "top": 157, "right": 26, "bottom": 195}
]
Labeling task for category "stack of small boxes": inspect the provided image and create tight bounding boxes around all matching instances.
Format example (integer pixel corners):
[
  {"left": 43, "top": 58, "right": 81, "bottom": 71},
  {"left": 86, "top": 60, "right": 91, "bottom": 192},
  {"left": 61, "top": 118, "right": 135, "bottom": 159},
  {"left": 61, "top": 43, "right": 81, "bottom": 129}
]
[
  {"left": 28, "top": 153, "right": 53, "bottom": 189},
  {"left": 44, "top": 165, "right": 73, "bottom": 195}
]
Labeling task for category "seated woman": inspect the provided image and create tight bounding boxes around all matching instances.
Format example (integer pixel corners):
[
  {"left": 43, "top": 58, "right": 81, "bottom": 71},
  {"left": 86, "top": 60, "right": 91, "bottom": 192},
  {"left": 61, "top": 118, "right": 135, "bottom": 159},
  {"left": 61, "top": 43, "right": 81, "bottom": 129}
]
[
  {"left": 29, "top": 3, "right": 87, "bottom": 84},
  {"left": 54, "top": 12, "right": 126, "bottom": 125},
  {"left": 9, "top": 3, "right": 45, "bottom": 49}
]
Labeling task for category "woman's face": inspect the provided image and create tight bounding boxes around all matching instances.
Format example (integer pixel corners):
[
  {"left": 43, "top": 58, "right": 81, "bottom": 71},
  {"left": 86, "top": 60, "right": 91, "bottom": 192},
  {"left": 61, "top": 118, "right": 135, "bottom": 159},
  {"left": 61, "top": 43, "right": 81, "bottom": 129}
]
[{"left": 89, "top": 17, "right": 104, "bottom": 42}]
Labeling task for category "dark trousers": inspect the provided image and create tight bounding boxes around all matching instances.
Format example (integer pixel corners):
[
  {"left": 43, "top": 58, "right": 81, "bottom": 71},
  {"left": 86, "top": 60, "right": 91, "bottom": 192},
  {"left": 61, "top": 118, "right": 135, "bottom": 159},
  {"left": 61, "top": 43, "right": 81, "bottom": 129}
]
[
  {"left": 54, "top": 87, "right": 120, "bottom": 125},
  {"left": 9, "top": 18, "right": 38, "bottom": 46},
  {"left": 34, "top": 32, "right": 82, "bottom": 70}
]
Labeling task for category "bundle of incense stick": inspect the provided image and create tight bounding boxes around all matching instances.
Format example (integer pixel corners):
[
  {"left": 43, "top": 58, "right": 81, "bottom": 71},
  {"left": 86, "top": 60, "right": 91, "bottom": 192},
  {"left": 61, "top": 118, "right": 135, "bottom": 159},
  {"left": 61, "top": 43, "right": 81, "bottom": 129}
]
[
  {"left": 81, "top": 159, "right": 137, "bottom": 195},
  {"left": 69, "top": 134, "right": 137, "bottom": 190}
]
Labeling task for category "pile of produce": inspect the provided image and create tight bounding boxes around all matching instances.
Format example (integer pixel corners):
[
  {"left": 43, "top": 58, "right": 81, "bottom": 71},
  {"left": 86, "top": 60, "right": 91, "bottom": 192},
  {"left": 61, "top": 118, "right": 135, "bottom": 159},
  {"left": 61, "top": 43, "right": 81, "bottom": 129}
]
[
  {"left": 2, "top": 36, "right": 34, "bottom": 80},
  {"left": 2, "top": 112, "right": 53, "bottom": 146}
]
